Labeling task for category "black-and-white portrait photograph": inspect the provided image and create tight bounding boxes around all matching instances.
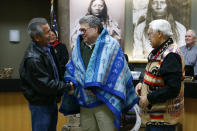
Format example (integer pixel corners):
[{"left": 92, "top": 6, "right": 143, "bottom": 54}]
[
  {"left": 70, "top": 0, "right": 125, "bottom": 49},
  {"left": 132, "top": 0, "right": 190, "bottom": 59}
]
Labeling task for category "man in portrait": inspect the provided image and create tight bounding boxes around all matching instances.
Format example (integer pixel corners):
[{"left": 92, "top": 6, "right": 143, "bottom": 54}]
[{"left": 133, "top": 0, "right": 189, "bottom": 59}]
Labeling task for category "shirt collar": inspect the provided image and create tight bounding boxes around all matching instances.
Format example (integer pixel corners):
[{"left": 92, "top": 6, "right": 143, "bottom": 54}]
[
  {"left": 186, "top": 44, "right": 195, "bottom": 50},
  {"left": 151, "top": 38, "right": 173, "bottom": 55},
  {"left": 84, "top": 42, "right": 95, "bottom": 50},
  {"left": 43, "top": 43, "right": 51, "bottom": 52}
]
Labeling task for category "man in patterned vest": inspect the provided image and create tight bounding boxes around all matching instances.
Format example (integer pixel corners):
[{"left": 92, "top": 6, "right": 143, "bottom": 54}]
[{"left": 135, "top": 19, "right": 185, "bottom": 131}]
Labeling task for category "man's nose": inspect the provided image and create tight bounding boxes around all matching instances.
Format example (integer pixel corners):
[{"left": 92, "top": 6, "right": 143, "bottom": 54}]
[
  {"left": 81, "top": 31, "right": 85, "bottom": 35},
  {"left": 156, "top": 3, "right": 161, "bottom": 8},
  {"left": 95, "top": 5, "right": 100, "bottom": 10}
]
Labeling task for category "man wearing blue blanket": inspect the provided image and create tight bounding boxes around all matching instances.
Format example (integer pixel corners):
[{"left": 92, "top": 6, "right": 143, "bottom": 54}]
[{"left": 60, "top": 15, "right": 138, "bottom": 131}]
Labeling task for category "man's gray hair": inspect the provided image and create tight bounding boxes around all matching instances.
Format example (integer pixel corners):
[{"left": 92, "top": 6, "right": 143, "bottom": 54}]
[
  {"left": 79, "top": 15, "right": 103, "bottom": 33},
  {"left": 27, "top": 17, "right": 48, "bottom": 39},
  {"left": 149, "top": 19, "right": 173, "bottom": 37},
  {"left": 187, "top": 29, "right": 196, "bottom": 38}
]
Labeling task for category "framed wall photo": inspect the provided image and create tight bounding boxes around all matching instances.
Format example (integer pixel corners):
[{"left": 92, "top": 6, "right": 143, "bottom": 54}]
[
  {"left": 125, "top": 0, "right": 190, "bottom": 63},
  {"left": 70, "top": 0, "right": 125, "bottom": 49}
]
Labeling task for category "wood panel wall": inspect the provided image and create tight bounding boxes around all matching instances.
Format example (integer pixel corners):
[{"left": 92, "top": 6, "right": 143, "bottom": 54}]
[
  {"left": 182, "top": 98, "right": 197, "bottom": 131},
  {"left": 0, "top": 93, "right": 197, "bottom": 131},
  {"left": 0, "top": 92, "right": 67, "bottom": 131}
]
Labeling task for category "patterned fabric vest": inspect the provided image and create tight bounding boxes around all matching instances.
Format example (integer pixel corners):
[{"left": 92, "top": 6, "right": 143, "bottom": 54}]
[{"left": 141, "top": 39, "right": 185, "bottom": 125}]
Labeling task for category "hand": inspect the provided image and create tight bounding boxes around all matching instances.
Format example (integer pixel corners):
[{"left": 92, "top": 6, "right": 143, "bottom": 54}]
[
  {"left": 139, "top": 95, "right": 149, "bottom": 109},
  {"left": 135, "top": 83, "right": 142, "bottom": 96},
  {"left": 87, "top": 89, "right": 95, "bottom": 97},
  {"left": 68, "top": 82, "right": 74, "bottom": 95}
]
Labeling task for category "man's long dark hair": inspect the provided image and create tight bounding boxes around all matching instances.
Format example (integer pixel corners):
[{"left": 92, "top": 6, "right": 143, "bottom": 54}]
[
  {"left": 86, "top": 0, "right": 109, "bottom": 24},
  {"left": 140, "top": 0, "right": 179, "bottom": 41}
]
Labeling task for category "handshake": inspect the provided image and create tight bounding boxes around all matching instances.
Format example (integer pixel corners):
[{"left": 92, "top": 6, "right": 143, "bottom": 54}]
[{"left": 64, "top": 82, "right": 75, "bottom": 95}]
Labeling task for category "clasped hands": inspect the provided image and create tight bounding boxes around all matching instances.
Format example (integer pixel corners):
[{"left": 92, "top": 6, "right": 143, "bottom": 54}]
[
  {"left": 135, "top": 83, "right": 149, "bottom": 109},
  {"left": 67, "top": 82, "right": 75, "bottom": 95}
]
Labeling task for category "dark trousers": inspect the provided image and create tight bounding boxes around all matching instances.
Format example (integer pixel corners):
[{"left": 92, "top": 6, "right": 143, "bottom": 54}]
[
  {"left": 145, "top": 124, "right": 176, "bottom": 131},
  {"left": 29, "top": 104, "right": 58, "bottom": 131}
]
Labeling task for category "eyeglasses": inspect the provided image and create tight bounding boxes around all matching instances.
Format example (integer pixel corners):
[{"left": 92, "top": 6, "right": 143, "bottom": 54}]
[{"left": 79, "top": 27, "right": 91, "bottom": 33}]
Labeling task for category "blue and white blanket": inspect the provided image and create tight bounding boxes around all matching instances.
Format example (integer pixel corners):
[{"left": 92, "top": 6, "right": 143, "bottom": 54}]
[{"left": 60, "top": 29, "right": 138, "bottom": 130}]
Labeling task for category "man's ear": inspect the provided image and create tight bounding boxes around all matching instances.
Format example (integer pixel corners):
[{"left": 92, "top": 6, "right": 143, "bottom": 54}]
[
  {"left": 158, "top": 30, "right": 163, "bottom": 38},
  {"left": 95, "top": 26, "right": 99, "bottom": 33},
  {"left": 33, "top": 35, "right": 40, "bottom": 42}
]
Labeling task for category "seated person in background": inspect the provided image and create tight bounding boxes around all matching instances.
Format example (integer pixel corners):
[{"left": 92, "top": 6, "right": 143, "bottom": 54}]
[
  {"left": 50, "top": 29, "right": 69, "bottom": 74},
  {"left": 180, "top": 29, "right": 197, "bottom": 79}
]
